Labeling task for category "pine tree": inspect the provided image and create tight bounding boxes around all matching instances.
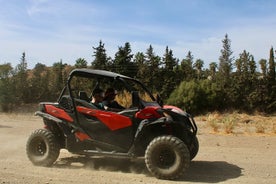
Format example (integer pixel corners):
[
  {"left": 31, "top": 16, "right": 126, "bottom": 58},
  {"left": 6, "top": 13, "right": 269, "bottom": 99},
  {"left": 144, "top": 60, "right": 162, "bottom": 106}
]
[
  {"left": 216, "top": 34, "right": 234, "bottom": 109},
  {"left": 180, "top": 51, "right": 194, "bottom": 81},
  {"left": 134, "top": 52, "right": 147, "bottom": 81},
  {"left": 15, "top": 52, "right": 29, "bottom": 103},
  {"left": 234, "top": 50, "right": 255, "bottom": 111},
  {"left": 91, "top": 40, "right": 110, "bottom": 70},
  {"left": 112, "top": 42, "right": 135, "bottom": 77},
  {"left": 17, "top": 52, "right": 27, "bottom": 72},
  {"left": 218, "top": 34, "right": 234, "bottom": 82},
  {"left": 161, "top": 46, "right": 178, "bottom": 98},
  {"left": 144, "top": 45, "right": 161, "bottom": 92},
  {"left": 248, "top": 55, "right": 257, "bottom": 80},
  {"left": 163, "top": 46, "right": 177, "bottom": 70}
]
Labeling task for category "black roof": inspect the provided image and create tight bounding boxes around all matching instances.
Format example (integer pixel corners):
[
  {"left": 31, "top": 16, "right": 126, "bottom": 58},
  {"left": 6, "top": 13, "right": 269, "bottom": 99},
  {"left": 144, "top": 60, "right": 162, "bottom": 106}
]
[
  {"left": 69, "top": 68, "right": 133, "bottom": 80},
  {"left": 66, "top": 68, "right": 156, "bottom": 102}
]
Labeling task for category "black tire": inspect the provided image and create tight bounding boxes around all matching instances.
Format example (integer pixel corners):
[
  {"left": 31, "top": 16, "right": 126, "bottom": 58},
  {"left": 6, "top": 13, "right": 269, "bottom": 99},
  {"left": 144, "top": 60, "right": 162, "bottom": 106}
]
[
  {"left": 145, "top": 136, "right": 190, "bottom": 180},
  {"left": 26, "top": 129, "right": 60, "bottom": 166},
  {"left": 189, "top": 136, "right": 199, "bottom": 160}
]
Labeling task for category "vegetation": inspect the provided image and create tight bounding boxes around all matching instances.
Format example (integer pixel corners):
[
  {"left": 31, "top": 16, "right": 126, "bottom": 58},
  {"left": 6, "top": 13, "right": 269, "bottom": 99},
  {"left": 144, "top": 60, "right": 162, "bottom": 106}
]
[
  {"left": 0, "top": 35, "right": 275, "bottom": 115},
  {"left": 199, "top": 112, "right": 276, "bottom": 135}
]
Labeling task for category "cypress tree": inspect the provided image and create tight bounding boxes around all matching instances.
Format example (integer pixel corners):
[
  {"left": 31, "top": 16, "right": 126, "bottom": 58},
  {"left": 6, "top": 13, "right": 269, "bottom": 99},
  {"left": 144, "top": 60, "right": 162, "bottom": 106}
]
[{"left": 268, "top": 47, "right": 275, "bottom": 83}]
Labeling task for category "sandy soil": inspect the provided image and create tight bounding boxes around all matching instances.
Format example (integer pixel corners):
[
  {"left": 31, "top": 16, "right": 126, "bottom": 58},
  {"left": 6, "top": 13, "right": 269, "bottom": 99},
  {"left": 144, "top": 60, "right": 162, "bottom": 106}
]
[{"left": 0, "top": 113, "right": 275, "bottom": 184}]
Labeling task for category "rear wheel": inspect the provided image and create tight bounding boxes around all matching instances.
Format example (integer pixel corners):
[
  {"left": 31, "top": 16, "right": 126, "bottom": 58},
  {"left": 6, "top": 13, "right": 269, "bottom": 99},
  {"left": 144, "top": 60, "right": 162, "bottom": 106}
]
[
  {"left": 145, "top": 135, "right": 190, "bottom": 180},
  {"left": 26, "top": 129, "right": 60, "bottom": 166}
]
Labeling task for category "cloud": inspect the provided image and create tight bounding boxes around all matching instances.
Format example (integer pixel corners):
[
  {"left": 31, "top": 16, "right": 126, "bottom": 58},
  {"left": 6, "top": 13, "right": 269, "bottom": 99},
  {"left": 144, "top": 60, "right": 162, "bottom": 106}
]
[
  {"left": 229, "top": 27, "right": 276, "bottom": 61},
  {"left": 0, "top": 0, "right": 275, "bottom": 69},
  {"left": 27, "top": 0, "right": 51, "bottom": 16}
]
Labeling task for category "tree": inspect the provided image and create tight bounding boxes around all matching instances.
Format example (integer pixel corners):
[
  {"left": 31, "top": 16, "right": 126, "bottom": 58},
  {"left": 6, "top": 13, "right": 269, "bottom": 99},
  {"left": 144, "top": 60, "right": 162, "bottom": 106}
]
[
  {"left": 179, "top": 51, "right": 194, "bottom": 81},
  {"left": 248, "top": 55, "right": 257, "bottom": 80},
  {"left": 233, "top": 50, "right": 256, "bottom": 111},
  {"left": 266, "top": 47, "right": 276, "bottom": 112},
  {"left": 166, "top": 79, "right": 221, "bottom": 114},
  {"left": 267, "top": 47, "right": 275, "bottom": 83},
  {"left": 218, "top": 34, "right": 234, "bottom": 82},
  {"left": 91, "top": 40, "right": 110, "bottom": 70},
  {"left": 29, "top": 63, "right": 51, "bottom": 102},
  {"left": 17, "top": 52, "right": 27, "bottom": 72},
  {"left": 216, "top": 34, "right": 234, "bottom": 108},
  {"left": 75, "top": 58, "right": 88, "bottom": 68},
  {"left": 209, "top": 62, "right": 217, "bottom": 80},
  {"left": 112, "top": 42, "right": 136, "bottom": 77},
  {"left": 14, "top": 52, "right": 29, "bottom": 103},
  {"left": 144, "top": 45, "right": 161, "bottom": 92},
  {"left": 50, "top": 60, "right": 67, "bottom": 99},
  {"left": 163, "top": 46, "right": 177, "bottom": 70},
  {"left": 259, "top": 59, "right": 267, "bottom": 78},
  {"left": 193, "top": 59, "right": 204, "bottom": 80},
  {"left": 161, "top": 46, "right": 178, "bottom": 98},
  {"left": 134, "top": 52, "right": 147, "bottom": 81},
  {"left": 0, "top": 63, "right": 15, "bottom": 111},
  {"left": 235, "top": 50, "right": 251, "bottom": 79},
  {"left": 0, "top": 63, "right": 13, "bottom": 79}
]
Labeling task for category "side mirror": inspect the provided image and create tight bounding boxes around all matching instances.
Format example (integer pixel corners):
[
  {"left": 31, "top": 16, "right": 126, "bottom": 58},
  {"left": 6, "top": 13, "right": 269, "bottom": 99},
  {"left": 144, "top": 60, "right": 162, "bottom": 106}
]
[{"left": 132, "top": 91, "right": 140, "bottom": 107}]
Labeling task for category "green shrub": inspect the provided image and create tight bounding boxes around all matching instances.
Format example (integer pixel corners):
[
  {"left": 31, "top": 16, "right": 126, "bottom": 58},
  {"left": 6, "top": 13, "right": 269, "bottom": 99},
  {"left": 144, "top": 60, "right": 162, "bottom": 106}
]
[{"left": 166, "top": 80, "right": 221, "bottom": 114}]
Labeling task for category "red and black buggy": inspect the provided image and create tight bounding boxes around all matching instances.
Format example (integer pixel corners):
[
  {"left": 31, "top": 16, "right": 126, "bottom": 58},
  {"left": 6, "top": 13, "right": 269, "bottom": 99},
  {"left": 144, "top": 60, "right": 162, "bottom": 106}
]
[{"left": 26, "top": 68, "right": 199, "bottom": 180}]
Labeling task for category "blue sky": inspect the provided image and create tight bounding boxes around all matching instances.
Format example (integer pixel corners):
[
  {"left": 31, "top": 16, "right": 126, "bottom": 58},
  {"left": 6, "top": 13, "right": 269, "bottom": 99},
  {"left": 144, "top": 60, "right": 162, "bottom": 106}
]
[{"left": 1, "top": 0, "right": 276, "bottom": 69}]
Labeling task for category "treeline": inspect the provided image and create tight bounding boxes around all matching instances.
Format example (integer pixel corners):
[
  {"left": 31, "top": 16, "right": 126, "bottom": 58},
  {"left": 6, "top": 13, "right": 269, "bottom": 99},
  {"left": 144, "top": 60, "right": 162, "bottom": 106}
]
[{"left": 0, "top": 34, "right": 275, "bottom": 114}]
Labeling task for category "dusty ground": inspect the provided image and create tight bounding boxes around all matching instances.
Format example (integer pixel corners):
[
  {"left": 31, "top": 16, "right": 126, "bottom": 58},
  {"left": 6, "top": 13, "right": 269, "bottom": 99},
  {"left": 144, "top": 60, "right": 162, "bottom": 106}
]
[{"left": 0, "top": 113, "right": 275, "bottom": 184}]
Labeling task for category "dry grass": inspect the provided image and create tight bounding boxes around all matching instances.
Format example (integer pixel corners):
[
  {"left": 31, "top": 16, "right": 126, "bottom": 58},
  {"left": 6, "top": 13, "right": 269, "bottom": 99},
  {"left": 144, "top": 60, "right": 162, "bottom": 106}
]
[
  {"left": 196, "top": 112, "right": 276, "bottom": 135},
  {"left": 222, "top": 116, "right": 237, "bottom": 134},
  {"left": 273, "top": 123, "right": 276, "bottom": 134},
  {"left": 116, "top": 90, "right": 132, "bottom": 108},
  {"left": 116, "top": 90, "right": 155, "bottom": 108},
  {"left": 206, "top": 112, "right": 221, "bottom": 133},
  {"left": 255, "top": 122, "right": 265, "bottom": 133},
  {"left": 208, "top": 119, "right": 220, "bottom": 133}
]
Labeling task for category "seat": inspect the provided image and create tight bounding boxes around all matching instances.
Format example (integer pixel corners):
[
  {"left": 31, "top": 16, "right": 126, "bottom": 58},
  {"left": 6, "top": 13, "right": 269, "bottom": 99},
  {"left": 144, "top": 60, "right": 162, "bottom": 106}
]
[{"left": 78, "top": 91, "right": 91, "bottom": 102}]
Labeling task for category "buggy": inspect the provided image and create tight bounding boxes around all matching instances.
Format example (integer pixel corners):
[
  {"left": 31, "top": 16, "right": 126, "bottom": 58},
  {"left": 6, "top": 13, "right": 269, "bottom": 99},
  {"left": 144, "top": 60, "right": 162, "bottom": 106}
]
[{"left": 26, "top": 68, "right": 199, "bottom": 179}]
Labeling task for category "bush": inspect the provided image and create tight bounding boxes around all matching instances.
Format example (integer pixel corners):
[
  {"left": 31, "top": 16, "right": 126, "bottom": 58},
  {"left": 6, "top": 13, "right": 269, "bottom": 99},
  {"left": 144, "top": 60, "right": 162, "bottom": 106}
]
[{"left": 166, "top": 80, "right": 221, "bottom": 114}]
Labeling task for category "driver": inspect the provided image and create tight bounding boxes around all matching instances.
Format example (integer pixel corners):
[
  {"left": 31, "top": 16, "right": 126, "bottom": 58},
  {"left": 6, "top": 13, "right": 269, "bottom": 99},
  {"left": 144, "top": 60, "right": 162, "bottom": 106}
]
[{"left": 91, "top": 88, "right": 105, "bottom": 109}]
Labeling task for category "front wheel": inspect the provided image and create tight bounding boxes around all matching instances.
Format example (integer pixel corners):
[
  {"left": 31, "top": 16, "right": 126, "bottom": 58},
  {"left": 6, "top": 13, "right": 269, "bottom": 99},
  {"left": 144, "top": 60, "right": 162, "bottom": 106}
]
[
  {"left": 189, "top": 136, "right": 199, "bottom": 160},
  {"left": 26, "top": 129, "right": 60, "bottom": 166},
  {"left": 145, "top": 136, "right": 190, "bottom": 180}
]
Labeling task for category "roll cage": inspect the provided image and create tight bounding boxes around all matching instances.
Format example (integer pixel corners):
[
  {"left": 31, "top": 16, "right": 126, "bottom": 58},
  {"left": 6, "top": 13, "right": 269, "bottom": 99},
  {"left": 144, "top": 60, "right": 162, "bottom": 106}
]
[
  {"left": 57, "top": 69, "right": 163, "bottom": 122},
  {"left": 58, "top": 69, "right": 158, "bottom": 102}
]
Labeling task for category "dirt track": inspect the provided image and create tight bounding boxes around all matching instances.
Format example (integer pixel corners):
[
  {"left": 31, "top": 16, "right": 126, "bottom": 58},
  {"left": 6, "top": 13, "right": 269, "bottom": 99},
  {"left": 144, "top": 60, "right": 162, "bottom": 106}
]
[{"left": 0, "top": 113, "right": 275, "bottom": 184}]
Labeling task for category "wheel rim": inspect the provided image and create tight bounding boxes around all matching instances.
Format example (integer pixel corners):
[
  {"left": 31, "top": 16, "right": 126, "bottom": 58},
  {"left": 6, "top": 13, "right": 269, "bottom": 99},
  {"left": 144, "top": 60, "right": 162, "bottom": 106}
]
[
  {"left": 154, "top": 148, "right": 176, "bottom": 169},
  {"left": 30, "top": 137, "right": 47, "bottom": 156}
]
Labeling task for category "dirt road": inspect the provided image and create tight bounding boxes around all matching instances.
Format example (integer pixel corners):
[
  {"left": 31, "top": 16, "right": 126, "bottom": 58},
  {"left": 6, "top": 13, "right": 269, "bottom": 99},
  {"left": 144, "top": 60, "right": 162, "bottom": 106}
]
[{"left": 0, "top": 113, "right": 275, "bottom": 184}]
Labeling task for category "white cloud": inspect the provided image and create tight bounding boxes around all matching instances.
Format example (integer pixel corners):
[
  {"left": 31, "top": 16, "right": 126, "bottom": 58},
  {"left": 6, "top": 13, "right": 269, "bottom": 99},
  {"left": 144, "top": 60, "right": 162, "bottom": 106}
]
[
  {"left": 226, "top": 25, "right": 276, "bottom": 62},
  {"left": 27, "top": 0, "right": 50, "bottom": 16},
  {"left": 1, "top": 0, "right": 275, "bottom": 70}
]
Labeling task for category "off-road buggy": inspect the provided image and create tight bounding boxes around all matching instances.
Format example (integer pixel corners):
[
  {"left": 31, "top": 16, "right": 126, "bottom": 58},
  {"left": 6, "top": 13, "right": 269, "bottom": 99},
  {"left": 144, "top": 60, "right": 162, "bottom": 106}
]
[{"left": 26, "top": 68, "right": 198, "bottom": 180}]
